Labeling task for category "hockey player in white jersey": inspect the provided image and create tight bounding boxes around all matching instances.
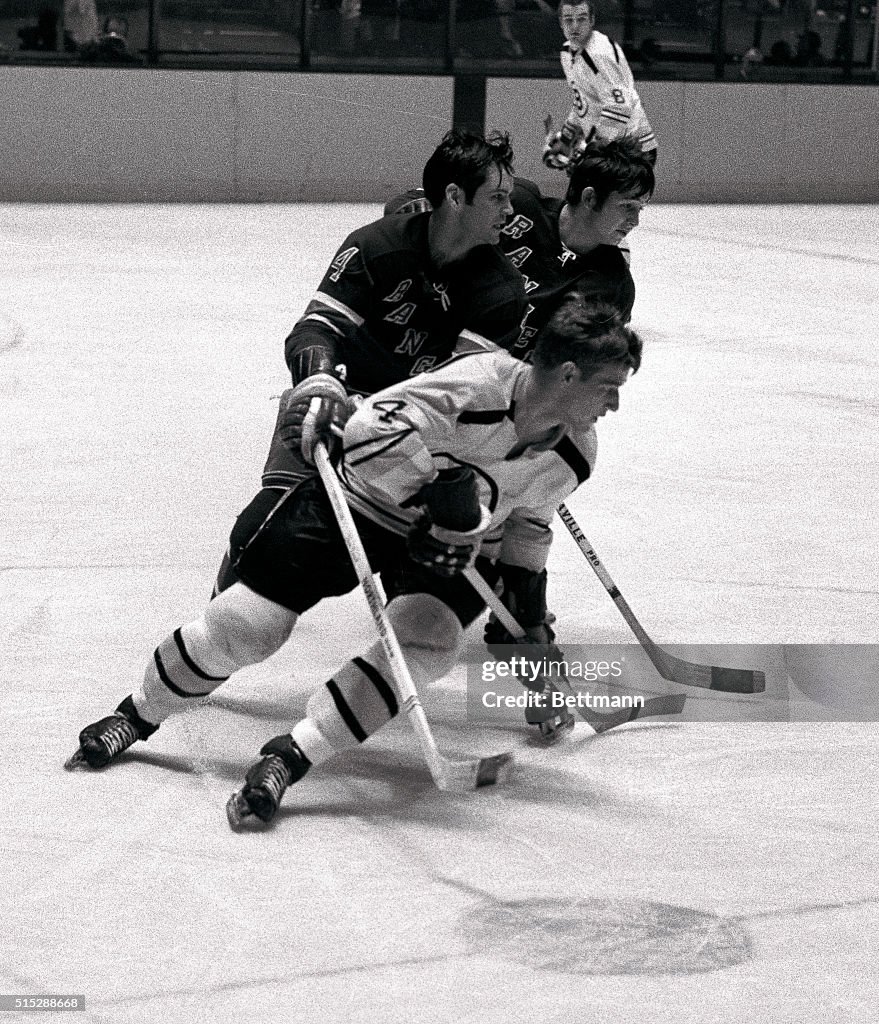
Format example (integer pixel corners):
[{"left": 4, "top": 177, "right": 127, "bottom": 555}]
[
  {"left": 544, "top": 0, "right": 657, "bottom": 170},
  {"left": 65, "top": 297, "right": 642, "bottom": 825}
]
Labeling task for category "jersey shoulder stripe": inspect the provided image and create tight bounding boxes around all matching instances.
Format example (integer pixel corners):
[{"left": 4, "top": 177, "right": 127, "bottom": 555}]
[
  {"left": 553, "top": 435, "right": 592, "bottom": 484},
  {"left": 458, "top": 407, "right": 513, "bottom": 425},
  {"left": 344, "top": 428, "right": 416, "bottom": 467},
  {"left": 313, "top": 291, "right": 365, "bottom": 327}
]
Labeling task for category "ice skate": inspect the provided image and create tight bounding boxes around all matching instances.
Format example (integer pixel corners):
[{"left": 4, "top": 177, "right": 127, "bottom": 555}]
[
  {"left": 525, "top": 688, "right": 576, "bottom": 745},
  {"left": 226, "top": 735, "right": 311, "bottom": 830},
  {"left": 64, "top": 695, "right": 158, "bottom": 770}
]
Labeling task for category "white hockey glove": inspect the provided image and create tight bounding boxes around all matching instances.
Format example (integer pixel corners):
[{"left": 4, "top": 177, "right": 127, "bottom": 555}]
[
  {"left": 277, "top": 371, "right": 352, "bottom": 464},
  {"left": 407, "top": 467, "right": 492, "bottom": 578}
]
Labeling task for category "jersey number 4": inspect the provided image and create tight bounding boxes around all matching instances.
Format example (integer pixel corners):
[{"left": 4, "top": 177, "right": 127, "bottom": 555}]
[{"left": 373, "top": 399, "right": 408, "bottom": 424}]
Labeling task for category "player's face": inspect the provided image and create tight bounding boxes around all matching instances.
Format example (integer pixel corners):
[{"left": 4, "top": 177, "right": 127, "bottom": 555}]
[
  {"left": 559, "top": 363, "right": 630, "bottom": 432},
  {"left": 559, "top": 3, "right": 595, "bottom": 48},
  {"left": 572, "top": 188, "right": 648, "bottom": 249},
  {"left": 460, "top": 166, "right": 515, "bottom": 245}
]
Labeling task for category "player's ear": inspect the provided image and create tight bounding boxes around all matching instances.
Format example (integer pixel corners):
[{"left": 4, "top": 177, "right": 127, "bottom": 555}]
[
  {"left": 561, "top": 360, "right": 580, "bottom": 384},
  {"left": 579, "top": 186, "right": 598, "bottom": 210},
  {"left": 445, "top": 182, "right": 463, "bottom": 208}
]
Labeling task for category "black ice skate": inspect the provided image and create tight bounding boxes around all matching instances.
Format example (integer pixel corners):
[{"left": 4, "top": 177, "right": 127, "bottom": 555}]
[
  {"left": 226, "top": 735, "right": 311, "bottom": 830},
  {"left": 64, "top": 695, "right": 158, "bottom": 770},
  {"left": 525, "top": 688, "right": 576, "bottom": 744}
]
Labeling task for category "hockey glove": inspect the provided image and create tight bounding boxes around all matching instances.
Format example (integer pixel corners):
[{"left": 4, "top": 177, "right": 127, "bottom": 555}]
[
  {"left": 542, "top": 119, "right": 586, "bottom": 170},
  {"left": 407, "top": 466, "right": 491, "bottom": 578},
  {"left": 277, "top": 371, "right": 351, "bottom": 464},
  {"left": 485, "top": 564, "right": 555, "bottom": 641},
  {"left": 383, "top": 188, "right": 432, "bottom": 217}
]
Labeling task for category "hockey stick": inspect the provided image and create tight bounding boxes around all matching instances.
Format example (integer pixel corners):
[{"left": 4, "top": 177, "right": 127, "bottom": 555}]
[
  {"left": 556, "top": 503, "right": 766, "bottom": 694},
  {"left": 314, "top": 443, "right": 512, "bottom": 792},
  {"left": 462, "top": 567, "right": 686, "bottom": 733}
]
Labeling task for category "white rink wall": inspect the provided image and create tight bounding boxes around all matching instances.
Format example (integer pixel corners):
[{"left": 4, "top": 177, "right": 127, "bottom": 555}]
[
  {"left": 1, "top": 67, "right": 877, "bottom": 201},
  {"left": 0, "top": 69, "right": 453, "bottom": 202},
  {"left": 492, "top": 78, "right": 879, "bottom": 203}
]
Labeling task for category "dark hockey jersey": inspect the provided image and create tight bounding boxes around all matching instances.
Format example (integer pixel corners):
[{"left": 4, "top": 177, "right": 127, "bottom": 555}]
[
  {"left": 287, "top": 211, "right": 525, "bottom": 396},
  {"left": 262, "top": 211, "right": 526, "bottom": 487},
  {"left": 498, "top": 178, "right": 635, "bottom": 358}
]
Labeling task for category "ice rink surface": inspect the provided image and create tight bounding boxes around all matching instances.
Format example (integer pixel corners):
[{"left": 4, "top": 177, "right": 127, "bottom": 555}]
[{"left": 1, "top": 202, "right": 878, "bottom": 1023}]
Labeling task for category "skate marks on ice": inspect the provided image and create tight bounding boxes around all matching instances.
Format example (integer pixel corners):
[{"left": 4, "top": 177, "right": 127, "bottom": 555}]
[
  {"left": 460, "top": 894, "right": 752, "bottom": 975},
  {"left": 457, "top": 887, "right": 879, "bottom": 977},
  {"left": 0, "top": 313, "right": 25, "bottom": 353}
]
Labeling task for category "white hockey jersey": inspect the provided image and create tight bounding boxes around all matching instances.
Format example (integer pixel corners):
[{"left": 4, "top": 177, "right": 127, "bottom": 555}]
[
  {"left": 339, "top": 350, "right": 597, "bottom": 572},
  {"left": 560, "top": 32, "right": 657, "bottom": 154}
]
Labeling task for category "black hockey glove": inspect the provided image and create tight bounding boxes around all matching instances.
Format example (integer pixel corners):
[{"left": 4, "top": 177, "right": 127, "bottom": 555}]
[
  {"left": 277, "top": 370, "right": 351, "bottom": 464},
  {"left": 407, "top": 466, "right": 491, "bottom": 578},
  {"left": 483, "top": 565, "right": 557, "bottom": 651}
]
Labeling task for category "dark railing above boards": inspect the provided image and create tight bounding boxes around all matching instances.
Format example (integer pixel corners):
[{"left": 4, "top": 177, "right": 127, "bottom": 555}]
[{"left": 2, "top": 0, "right": 878, "bottom": 81}]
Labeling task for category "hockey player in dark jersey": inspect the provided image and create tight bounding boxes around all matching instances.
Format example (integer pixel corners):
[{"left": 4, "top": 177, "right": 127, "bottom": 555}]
[
  {"left": 214, "top": 129, "right": 525, "bottom": 581},
  {"left": 382, "top": 135, "right": 653, "bottom": 722},
  {"left": 64, "top": 298, "right": 643, "bottom": 829},
  {"left": 497, "top": 135, "right": 653, "bottom": 358},
  {"left": 384, "top": 135, "right": 654, "bottom": 361}
]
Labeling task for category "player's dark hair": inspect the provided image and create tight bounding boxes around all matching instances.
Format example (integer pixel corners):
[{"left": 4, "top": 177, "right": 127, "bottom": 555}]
[
  {"left": 533, "top": 295, "right": 642, "bottom": 379},
  {"left": 422, "top": 129, "right": 514, "bottom": 208},
  {"left": 556, "top": 0, "right": 595, "bottom": 14},
  {"left": 566, "top": 136, "right": 654, "bottom": 207}
]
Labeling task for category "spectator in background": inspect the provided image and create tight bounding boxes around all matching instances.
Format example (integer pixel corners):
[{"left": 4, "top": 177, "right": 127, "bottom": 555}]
[
  {"left": 80, "top": 15, "right": 145, "bottom": 63},
  {"left": 740, "top": 43, "right": 764, "bottom": 78},
  {"left": 795, "top": 29, "right": 824, "bottom": 66},
  {"left": 544, "top": 0, "right": 657, "bottom": 170},
  {"left": 64, "top": 0, "right": 99, "bottom": 50},
  {"left": 495, "top": 0, "right": 524, "bottom": 57},
  {"left": 338, "top": 0, "right": 401, "bottom": 54},
  {"left": 768, "top": 39, "right": 792, "bottom": 65}
]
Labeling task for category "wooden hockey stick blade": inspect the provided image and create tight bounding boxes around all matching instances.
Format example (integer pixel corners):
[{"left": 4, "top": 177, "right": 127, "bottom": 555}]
[
  {"left": 437, "top": 749, "right": 513, "bottom": 791},
  {"left": 611, "top": 592, "right": 766, "bottom": 694},
  {"left": 314, "top": 444, "right": 514, "bottom": 793},
  {"left": 585, "top": 693, "right": 688, "bottom": 733},
  {"left": 556, "top": 504, "right": 766, "bottom": 695},
  {"left": 401, "top": 696, "right": 513, "bottom": 792},
  {"left": 545, "top": 661, "right": 687, "bottom": 732}
]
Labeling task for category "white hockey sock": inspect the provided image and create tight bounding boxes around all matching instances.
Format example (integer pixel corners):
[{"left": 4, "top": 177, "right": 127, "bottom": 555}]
[
  {"left": 133, "top": 583, "right": 297, "bottom": 725},
  {"left": 300, "top": 593, "right": 463, "bottom": 754},
  {"left": 290, "top": 718, "right": 337, "bottom": 767}
]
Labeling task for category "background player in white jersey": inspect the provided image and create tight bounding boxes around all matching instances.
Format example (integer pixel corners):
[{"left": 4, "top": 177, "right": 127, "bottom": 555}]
[
  {"left": 65, "top": 298, "right": 642, "bottom": 829},
  {"left": 544, "top": 0, "right": 657, "bottom": 170}
]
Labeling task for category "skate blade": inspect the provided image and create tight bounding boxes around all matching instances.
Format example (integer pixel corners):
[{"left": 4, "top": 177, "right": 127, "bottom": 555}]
[
  {"left": 226, "top": 791, "right": 255, "bottom": 831},
  {"left": 64, "top": 748, "right": 88, "bottom": 771}
]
